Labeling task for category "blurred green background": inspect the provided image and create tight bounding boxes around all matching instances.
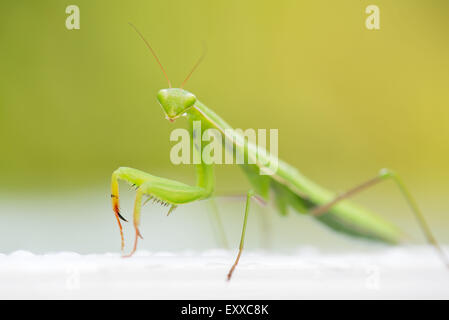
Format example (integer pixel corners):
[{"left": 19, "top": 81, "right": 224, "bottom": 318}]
[{"left": 0, "top": 1, "right": 448, "bottom": 253}]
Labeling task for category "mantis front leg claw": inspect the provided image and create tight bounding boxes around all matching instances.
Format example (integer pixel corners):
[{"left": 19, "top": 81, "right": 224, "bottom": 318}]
[
  {"left": 122, "top": 184, "right": 145, "bottom": 258},
  {"left": 111, "top": 174, "right": 127, "bottom": 252}
]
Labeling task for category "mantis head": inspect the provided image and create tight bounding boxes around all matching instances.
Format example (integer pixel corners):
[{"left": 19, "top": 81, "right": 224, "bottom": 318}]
[
  {"left": 128, "top": 23, "right": 205, "bottom": 122},
  {"left": 157, "top": 88, "right": 196, "bottom": 122}
]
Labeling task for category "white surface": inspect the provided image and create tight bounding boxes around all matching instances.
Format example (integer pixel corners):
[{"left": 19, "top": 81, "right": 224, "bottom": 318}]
[{"left": 1, "top": 246, "right": 449, "bottom": 299}]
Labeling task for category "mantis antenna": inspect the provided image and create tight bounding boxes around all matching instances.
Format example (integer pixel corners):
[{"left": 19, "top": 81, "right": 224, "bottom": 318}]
[
  {"left": 180, "top": 44, "right": 207, "bottom": 89},
  {"left": 128, "top": 22, "right": 172, "bottom": 88}
]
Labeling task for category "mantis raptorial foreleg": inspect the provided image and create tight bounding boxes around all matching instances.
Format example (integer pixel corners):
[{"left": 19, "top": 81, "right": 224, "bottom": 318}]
[
  {"left": 310, "top": 168, "right": 449, "bottom": 268},
  {"left": 111, "top": 166, "right": 208, "bottom": 256},
  {"left": 227, "top": 190, "right": 255, "bottom": 281}
]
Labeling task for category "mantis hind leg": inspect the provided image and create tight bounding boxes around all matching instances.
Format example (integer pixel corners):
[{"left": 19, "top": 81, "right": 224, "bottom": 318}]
[
  {"left": 111, "top": 167, "right": 209, "bottom": 256},
  {"left": 310, "top": 168, "right": 449, "bottom": 268}
]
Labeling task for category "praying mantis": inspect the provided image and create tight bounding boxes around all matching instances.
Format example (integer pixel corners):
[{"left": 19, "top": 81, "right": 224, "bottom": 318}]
[{"left": 111, "top": 24, "right": 448, "bottom": 280}]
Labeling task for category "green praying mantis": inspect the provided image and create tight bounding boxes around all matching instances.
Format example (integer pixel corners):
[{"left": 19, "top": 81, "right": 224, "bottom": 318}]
[{"left": 111, "top": 24, "right": 448, "bottom": 280}]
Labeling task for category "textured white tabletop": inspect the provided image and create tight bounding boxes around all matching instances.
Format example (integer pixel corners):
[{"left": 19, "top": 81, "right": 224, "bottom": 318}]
[{"left": 1, "top": 246, "right": 448, "bottom": 299}]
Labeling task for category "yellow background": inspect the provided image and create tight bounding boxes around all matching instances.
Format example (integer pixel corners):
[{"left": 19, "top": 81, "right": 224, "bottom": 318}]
[{"left": 0, "top": 1, "right": 448, "bottom": 252}]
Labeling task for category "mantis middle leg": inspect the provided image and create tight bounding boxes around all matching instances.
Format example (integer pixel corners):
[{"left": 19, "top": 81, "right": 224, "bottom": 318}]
[{"left": 227, "top": 190, "right": 256, "bottom": 281}]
